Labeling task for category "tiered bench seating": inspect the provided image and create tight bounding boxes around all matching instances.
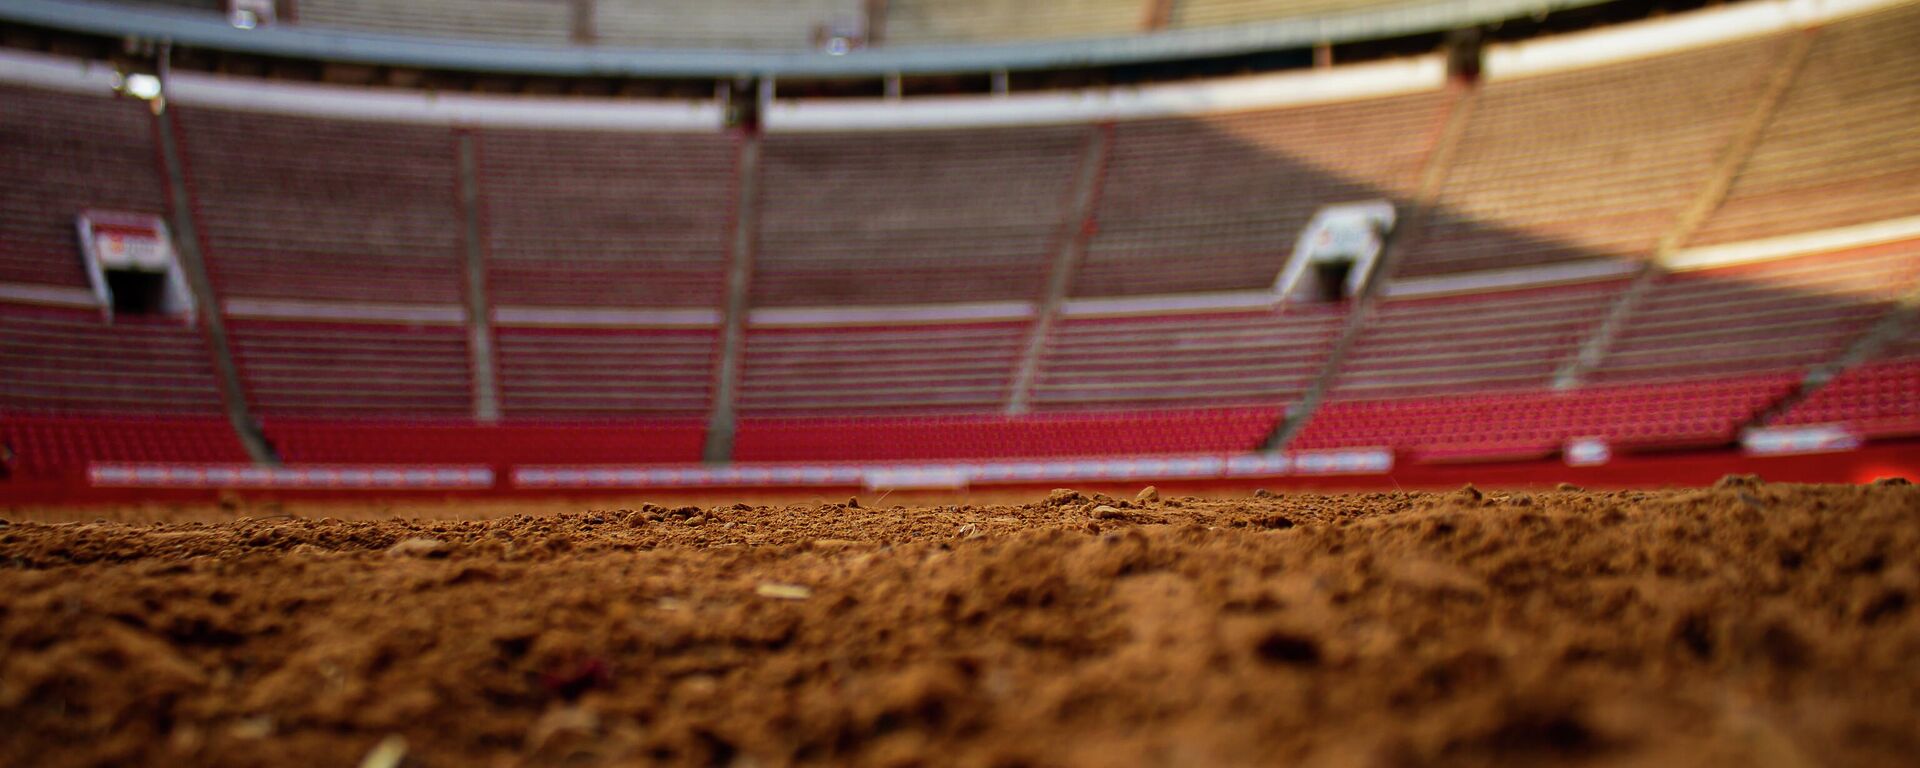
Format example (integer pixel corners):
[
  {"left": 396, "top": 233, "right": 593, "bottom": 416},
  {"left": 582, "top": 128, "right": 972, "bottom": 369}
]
[
  {"left": 594, "top": 0, "right": 860, "bottom": 49},
  {"left": 1691, "top": 3, "right": 1920, "bottom": 246},
  {"left": 478, "top": 128, "right": 735, "bottom": 308},
  {"left": 262, "top": 419, "right": 707, "bottom": 466},
  {"left": 174, "top": 106, "right": 464, "bottom": 304},
  {"left": 1332, "top": 280, "right": 1624, "bottom": 398},
  {"left": 228, "top": 319, "right": 472, "bottom": 417},
  {"left": 1032, "top": 306, "right": 1344, "bottom": 409},
  {"left": 735, "top": 407, "right": 1278, "bottom": 462},
  {"left": 1773, "top": 328, "right": 1920, "bottom": 439},
  {"left": 1169, "top": 0, "right": 1415, "bottom": 29},
  {"left": 1081, "top": 92, "right": 1443, "bottom": 296},
  {"left": 756, "top": 126, "right": 1088, "bottom": 306},
  {"left": 1400, "top": 34, "right": 1786, "bottom": 276},
  {"left": 738, "top": 322, "right": 1026, "bottom": 414},
  {"left": 0, "top": 84, "right": 165, "bottom": 288},
  {"left": 0, "top": 412, "right": 246, "bottom": 479},
  {"left": 1293, "top": 375, "right": 1799, "bottom": 462},
  {"left": 495, "top": 325, "right": 715, "bottom": 417},
  {"left": 882, "top": 0, "right": 1143, "bottom": 45},
  {"left": 1590, "top": 244, "right": 1920, "bottom": 384},
  {"left": 0, "top": 304, "right": 224, "bottom": 414},
  {"left": 296, "top": 0, "right": 573, "bottom": 43}
]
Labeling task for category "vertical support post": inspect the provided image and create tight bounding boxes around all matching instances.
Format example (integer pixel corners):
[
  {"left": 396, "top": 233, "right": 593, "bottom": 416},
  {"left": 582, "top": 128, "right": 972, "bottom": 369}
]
[
  {"left": 153, "top": 101, "right": 276, "bottom": 464},
  {"left": 704, "top": 130, "right": 761, "bottom": 463},
  {"left": 455, "top": 130, "right": 502, "bottom": 422},
  {"left": 1007, "top": 123, "right": 1111, "bottom": 414}
]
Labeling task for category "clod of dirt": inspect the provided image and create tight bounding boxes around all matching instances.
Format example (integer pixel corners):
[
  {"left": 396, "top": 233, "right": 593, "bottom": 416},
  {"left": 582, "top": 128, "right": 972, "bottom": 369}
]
[
  {"left": 684, "top": 516, "right": 708, "bottom": 526},
  {"left": 0, "top": 518, "right": 10, "bottom": 528},
  {"left": 756, "top": 583, "right": 813, "bottom": 600},
  {"left": 385, "top": 537, "right": 448, "bottom": 558},
  {"left": 1045, "top": 489, "right": 1084, "bottom": 506},
  {"left": 1090, "top": 505, "right": 1127, "bottom": 520},
  {"left": 847, "top": 497, "right": 861, "bottom": 509},
  {"left": 1715, "top": 474, "right": 1764, "bottom": 490},
  {"left": 1253, "top": 489, "right": 1276, "bottom": 498},
  {"left": 1874, "top": 477, "right": 1912, "bottom": 487},
  {"left": 1455, "top": 484, "right": 1485, "bottom": 503},
  {"left": 1136, "top": 486, "right": 1160, "bottom": 503},
  {"left": 1556, "top": 482, "right": 1583, "bottom": 492}
]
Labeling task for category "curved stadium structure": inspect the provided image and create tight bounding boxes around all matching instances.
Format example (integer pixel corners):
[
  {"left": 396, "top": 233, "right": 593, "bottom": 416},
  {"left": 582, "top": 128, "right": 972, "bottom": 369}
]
[{"left": 0, "top": 0, "right": 1918, "bottom": 495}]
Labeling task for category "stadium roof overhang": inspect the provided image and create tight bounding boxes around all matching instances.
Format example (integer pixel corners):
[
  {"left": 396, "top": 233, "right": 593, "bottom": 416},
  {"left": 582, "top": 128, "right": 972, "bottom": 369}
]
[{"left": 0, "top": 0, "right": 1607, "bottom": 78}]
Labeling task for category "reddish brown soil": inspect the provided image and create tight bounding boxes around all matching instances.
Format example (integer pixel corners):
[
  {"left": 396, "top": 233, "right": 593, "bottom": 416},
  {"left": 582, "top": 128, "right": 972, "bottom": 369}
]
[{"left": 2, "top": 481, "right": 1917, "bottom": 767}]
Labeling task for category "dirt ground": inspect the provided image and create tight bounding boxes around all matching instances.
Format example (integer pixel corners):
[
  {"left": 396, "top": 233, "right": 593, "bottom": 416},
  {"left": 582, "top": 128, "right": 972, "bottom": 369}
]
[{"left": 2, "top": 480, "right": 1917, "bottom": 767}]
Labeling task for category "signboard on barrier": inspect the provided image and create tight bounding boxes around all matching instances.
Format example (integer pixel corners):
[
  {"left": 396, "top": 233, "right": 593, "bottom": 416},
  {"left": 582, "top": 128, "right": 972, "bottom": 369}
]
[
  {"left": 1742, "top": 425, "right": 1863, "bottom": 456},
  {"left": 513, "top": 449, "right": 1393, "bottom": 491},
  {"left": 89, "top": 464, "right": 495, "bottom": 490}
]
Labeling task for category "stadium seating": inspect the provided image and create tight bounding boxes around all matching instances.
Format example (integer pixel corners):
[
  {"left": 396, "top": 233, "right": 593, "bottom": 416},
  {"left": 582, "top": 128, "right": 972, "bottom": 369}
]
[
  {"left": 739, "top": 322, "right": 1026, "bottom": 414},
  {"left": 1032, "top": 306, "right": 1343, "bottom": 409},
  {"left": 0, "top": 84, "right": 164, "bottom": 289},
  {"left": 477, "top": 128, "right": 735, "bottom": 308},
  {"left": 1773, "top": 328, "right": 1920, "bottom": 438},
  {"left": 735, "top": 407, "right": 1278, "bottom": 462},
  {"left": 1292, "top": 375, "right": 1799, "bottom": 462},
  {"left": 1691, "top": 3, "right": 1920, "bottom": 246},
  {"left": 593, "top": 0, "right": 860, "bottom": 49},
  {"left": 1080, "top": 92, "right": 1444, "bottom": 296},
  {"left": 1399, "top": 35, "right": 1786, "bottom": 277},
  {"left": 263, "top": 418, "right": 708, "bottom": 466},
  {"left": 0, "top": 412, "right": 247, "bottom": 478},
  {"left": 1333, "top": 280, "right": 1624, "bottom": 398},
  {"left": 1589, "top": 244, "right": 1920, "bottom": 384},
  {"left": 174, "top": 106, "right": 465, "bottom": 305},
  {"left": 228, "top": 319, "right": 472, "bottom": 417},
  {"left": 296, "top": 0, "right": 574, "bottom": 44},
  {"left": 0, "top": 303, "right": 225, "bottom": 414},
  {"left": 495, "top": 325, "right": 715, "bottom": 417},
  {"left": 756, "top": 126, "right": 1089, "bottom": 306},
  {"left": 882, "top": 0, "right": 1143, "bottom": 45},
  {"left": 1168, "top": 0, "right": 1417, "bottom": 29}
]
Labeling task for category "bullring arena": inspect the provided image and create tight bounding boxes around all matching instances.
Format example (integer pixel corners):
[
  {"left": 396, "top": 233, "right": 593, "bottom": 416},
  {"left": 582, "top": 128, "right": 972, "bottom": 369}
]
[{"left": 5, "top": 0, "right": 1920, "bottom": 764}]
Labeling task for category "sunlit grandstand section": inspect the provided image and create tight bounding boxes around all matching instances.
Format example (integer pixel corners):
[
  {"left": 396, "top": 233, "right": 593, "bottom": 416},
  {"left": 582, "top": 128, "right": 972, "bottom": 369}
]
[
  {"left": 1399, "top": 32, "right": 1789, "bottom": 277},
  {"left": 297, "top": 0, "right": 575, "bottom": 44},
  {"left": 1689, "top": 1, "right": 1920, "bottom": 246}
]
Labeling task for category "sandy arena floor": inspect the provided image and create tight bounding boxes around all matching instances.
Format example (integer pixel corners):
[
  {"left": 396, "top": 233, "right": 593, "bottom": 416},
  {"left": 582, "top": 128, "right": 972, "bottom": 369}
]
[{"left": 2, "top": 480, "right": 1917, "bottom": 767}]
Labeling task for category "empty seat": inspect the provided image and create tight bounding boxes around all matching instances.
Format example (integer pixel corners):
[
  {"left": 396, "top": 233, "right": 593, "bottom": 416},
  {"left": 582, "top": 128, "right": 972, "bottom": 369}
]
[
  {"left": 735, "top": 407, "right": 1279, "bottom": 462},
  {"left": 0, "top": 412, "right": 247, "bottom": 478}
]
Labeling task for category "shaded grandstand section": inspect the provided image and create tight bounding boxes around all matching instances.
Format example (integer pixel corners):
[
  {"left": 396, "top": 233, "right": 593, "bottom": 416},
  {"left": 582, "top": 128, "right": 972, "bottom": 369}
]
[
  {"left": 738, "top": 321, "right": 1029, "bottom": 414},
  {"left": 476, "top": 127, "right": 736, "bottom": 309},
  {"left": 227, "top": 319, "right": 473, "bottom": 418},
  {"left": 1073, "top": 90, "right": 1445, "bottom": 296},
  {"left": 753, "top": 125, "right": 1090, "bottom": 306},
  {"left": 495, "top": 325, "right": 716, "bottom": 417},
  {"left": 0, "top": 304, "right": 225, "bottom": 414},
  {"left": 1030, "top": 305, "right": 1344, "bottom": 409},
  {"left": 0, "top": 84, "right": 164, "bottom": 289},
  {"left": 171, "top": 105, "right": 466, "bottom": 305}
]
